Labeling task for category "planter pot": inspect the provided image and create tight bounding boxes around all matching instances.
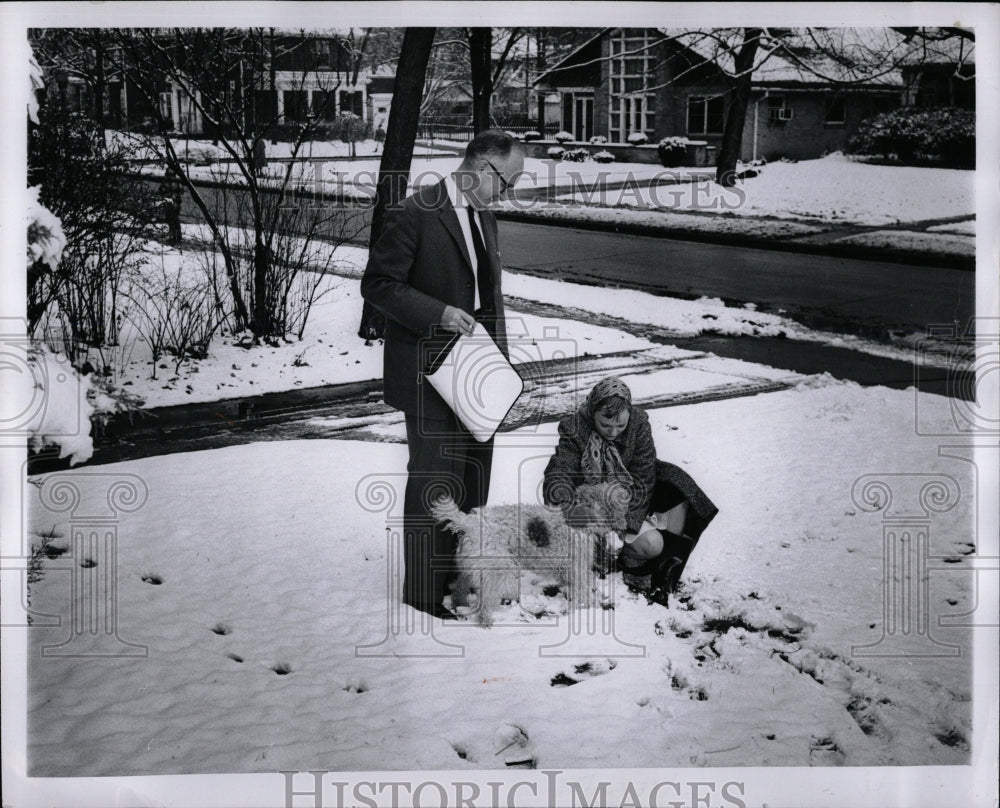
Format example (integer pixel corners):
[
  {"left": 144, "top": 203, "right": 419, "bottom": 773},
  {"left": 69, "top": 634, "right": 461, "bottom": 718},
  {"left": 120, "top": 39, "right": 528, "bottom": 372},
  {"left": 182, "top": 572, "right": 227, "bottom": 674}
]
[{"left": 657, "top": 146, "right": 687, "bottom": 167}]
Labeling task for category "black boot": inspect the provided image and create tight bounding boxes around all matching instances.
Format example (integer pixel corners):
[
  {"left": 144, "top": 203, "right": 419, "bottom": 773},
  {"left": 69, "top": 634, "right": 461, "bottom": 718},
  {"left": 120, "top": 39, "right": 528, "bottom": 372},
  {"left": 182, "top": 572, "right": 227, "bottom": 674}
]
[{"left": 652, "top": 530, "right": 699, "bottom": 594}]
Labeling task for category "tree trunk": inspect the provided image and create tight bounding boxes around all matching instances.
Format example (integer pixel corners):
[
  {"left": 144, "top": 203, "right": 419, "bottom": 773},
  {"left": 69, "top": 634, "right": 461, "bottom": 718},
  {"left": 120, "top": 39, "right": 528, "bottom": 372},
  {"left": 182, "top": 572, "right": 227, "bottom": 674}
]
[
  {"left": 93, "top": 33, "right": 106, "bottom": 134},
  {"left": 536, "top": 28, "right": 546, "bottom": 130},
  {"left": 469, "top": 28, "right": 493, "bottom": 133},
  {"left": 357, "top": 27, "right": 436, "bottom": 341},
  {"left": 715, "top": 28, "right": 762, "bottom": 188}
]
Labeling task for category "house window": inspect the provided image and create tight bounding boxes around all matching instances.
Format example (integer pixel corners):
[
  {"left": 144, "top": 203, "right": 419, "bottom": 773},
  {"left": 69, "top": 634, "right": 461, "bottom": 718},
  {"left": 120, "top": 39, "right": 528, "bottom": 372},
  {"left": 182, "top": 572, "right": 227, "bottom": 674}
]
[
  {"left": 313, "top": 40, "right": 331, "bottom": 67},
  {"left": 158, "top": 91, "right": 173, "bottom": 125},
  {"left": 608, "top": 28, "right": 657, "bottom": 142},
  {"left": 311, "top": 90, "right": 337, "bottom": 120},
  {"left": 339, "top": 90, "right": 363, "bottom": 117},
  {"left": 283, "top": 90, "right": 308, "bottom": 122},
  {"left": 765, "top": 95, "right": 790, "bottom": 123},
  {"left": 824, "top": 96, "right": 846, "bottom": 125},
  {"left": 254, "top": 89, "right": 278, "bottom": 124},
  {"left": 687, "top": 95, "right": 725, "bottom": 135}
]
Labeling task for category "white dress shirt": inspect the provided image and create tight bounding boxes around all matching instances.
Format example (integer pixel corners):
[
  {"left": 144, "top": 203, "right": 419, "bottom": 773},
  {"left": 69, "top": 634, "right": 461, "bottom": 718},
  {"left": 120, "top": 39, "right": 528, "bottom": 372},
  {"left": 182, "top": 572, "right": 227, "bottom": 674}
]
[{"left": 444, "top": 173, "right": 484, "bottom": 311}]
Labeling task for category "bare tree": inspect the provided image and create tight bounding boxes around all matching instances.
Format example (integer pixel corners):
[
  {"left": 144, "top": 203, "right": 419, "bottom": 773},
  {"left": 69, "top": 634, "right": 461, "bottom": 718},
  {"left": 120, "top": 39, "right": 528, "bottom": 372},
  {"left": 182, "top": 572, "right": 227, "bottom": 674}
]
[
  {"left": 108, "top": 27, "right": 367, "bottom": 341},
  {"left": 715, "top": 28, "right": 762, "bottom": 187},
  {"left": 469, "top": 28, "right": 525, "bottom": 132}
]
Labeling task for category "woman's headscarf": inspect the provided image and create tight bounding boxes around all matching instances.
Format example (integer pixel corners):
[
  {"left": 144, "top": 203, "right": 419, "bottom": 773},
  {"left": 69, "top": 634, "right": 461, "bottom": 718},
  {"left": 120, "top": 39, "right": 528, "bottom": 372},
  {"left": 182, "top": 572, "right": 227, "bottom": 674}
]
[
  {"left": 584, "top": 376, "right": 632, "bottom": 420},
  {"left": 580, "top": 377, "right": 633, "bottom": 486}
]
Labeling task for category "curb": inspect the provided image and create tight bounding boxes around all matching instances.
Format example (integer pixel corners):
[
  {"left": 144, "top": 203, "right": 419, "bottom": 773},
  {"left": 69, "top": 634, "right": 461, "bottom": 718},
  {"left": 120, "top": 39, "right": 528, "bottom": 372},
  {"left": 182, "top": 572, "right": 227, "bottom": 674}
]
[{"left": 494, "top": 210, "right": 975, "bottom": 271}]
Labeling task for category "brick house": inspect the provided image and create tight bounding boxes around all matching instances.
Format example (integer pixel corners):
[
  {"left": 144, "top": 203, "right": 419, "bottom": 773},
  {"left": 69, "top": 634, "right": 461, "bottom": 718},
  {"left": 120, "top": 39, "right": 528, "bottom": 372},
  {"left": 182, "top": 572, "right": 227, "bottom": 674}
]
[{"left": 534, "top": 28, "right": 906, "bottom": 162}]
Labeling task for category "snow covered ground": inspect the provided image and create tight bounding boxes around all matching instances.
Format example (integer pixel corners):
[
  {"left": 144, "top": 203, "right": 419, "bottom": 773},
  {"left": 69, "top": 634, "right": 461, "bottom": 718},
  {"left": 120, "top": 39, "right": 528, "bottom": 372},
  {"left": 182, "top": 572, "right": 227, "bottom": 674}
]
[
  {"left": 143, "top": 150, "right": 974, "bottom": 233},
  {"left": 553, "top": 153, "right": 975, "bottom": 227},
  {"left": 23, "top": 374, "right": 988, "bottom": 782},
  {"left": 66, "top": 230, "right": 959, "bottom": 412},
  {"left": 138, "top": 146, "right": 975, "bottom": 258},
  {"left": 11, "top": 229, "right": 997, "bottom": 808},
  {"left": 114, "top": 132, "right": 448, "bottom": 161}
]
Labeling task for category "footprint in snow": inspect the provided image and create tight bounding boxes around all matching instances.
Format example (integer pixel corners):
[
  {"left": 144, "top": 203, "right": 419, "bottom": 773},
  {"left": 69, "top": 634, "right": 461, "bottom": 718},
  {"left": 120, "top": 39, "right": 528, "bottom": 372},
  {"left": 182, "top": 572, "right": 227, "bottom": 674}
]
[
  {"left": 493, "top": 723, "right": 534, "bottom": 768},
  {"left": 210, "top": 623, "right": 232, "bottom": 636},
  {"left": 141, "top": 573, "right": 163, "bottom": 585},
  {"left": 808, "top": 735, "right": 846, "bottom": 766},
  {"left": 550, "top": 658, "right": 618, "bottom": 687},
  {"left": 668, "top": 669, "right": 708, "bottom": 701}
]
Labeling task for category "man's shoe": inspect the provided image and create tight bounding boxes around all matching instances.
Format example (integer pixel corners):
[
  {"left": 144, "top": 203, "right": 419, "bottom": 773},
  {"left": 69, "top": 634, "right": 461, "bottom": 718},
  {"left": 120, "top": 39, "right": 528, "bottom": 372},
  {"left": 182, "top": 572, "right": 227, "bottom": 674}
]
[
  {"left": 403, "top": 600, "right": 459, "bottom": 620},
  {"left": 432, "top": 604, "right": 460, "bottom": 621}
]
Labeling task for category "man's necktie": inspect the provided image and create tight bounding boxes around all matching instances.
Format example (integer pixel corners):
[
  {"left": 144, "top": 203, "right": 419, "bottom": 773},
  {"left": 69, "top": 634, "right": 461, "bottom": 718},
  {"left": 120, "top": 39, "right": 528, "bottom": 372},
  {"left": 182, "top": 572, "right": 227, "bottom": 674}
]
[{"left": 466, "top": 207, "right": 494, "bottom": 314}]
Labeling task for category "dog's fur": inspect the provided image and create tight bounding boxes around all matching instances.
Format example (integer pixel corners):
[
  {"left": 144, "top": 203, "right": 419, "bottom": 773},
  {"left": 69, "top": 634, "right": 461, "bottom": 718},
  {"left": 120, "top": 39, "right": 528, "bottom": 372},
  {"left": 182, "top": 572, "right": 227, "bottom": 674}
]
[{"left": 432, "top": 483, "right": 629, "bottom": 625}]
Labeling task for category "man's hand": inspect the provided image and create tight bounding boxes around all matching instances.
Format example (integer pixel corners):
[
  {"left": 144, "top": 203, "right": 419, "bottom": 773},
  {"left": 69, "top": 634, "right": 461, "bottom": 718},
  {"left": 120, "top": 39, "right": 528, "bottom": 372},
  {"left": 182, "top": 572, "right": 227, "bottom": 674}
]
[{"left": 440, "top": 305, "right": 476, "bottom": 336}]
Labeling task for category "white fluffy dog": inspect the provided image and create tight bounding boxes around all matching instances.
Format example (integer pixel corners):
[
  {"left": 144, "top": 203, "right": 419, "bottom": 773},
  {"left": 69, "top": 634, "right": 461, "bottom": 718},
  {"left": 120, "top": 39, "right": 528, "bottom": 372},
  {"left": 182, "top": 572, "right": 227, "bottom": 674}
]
[{"left": 432, "top": 483, "right": 629, "bottom": 626}]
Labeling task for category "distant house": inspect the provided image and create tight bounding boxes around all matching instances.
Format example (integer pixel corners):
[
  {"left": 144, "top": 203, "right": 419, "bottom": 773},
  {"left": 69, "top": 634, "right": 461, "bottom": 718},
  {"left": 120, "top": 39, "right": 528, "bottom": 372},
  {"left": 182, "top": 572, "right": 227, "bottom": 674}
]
[
  {"left": 419, "top": 51, "right": 538, "bottom": 136},
  {"left": 533, "top": 28, "right": 908, "bottom": 162},
  {"left": 38, "top": 32, "right": 392, "bottom": 138},
  {"left": 899, "top": 34, "right": 975, "bottom": 109},
  {"left": 145, "top": 33, "right": 386, "bottom": 137},
  {"left": 367, "top": 74, "right": 395, "bottom": 131}
]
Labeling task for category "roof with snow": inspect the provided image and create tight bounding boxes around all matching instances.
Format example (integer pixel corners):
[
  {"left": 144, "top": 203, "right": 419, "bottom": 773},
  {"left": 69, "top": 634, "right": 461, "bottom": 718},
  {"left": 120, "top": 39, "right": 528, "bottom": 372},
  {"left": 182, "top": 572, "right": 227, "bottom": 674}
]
[
  {"left": 536, "top": 27, "right": 974, "bottom": 91},
  {"left": 663, "top": 28, "right": 907, "bottom": 88}
]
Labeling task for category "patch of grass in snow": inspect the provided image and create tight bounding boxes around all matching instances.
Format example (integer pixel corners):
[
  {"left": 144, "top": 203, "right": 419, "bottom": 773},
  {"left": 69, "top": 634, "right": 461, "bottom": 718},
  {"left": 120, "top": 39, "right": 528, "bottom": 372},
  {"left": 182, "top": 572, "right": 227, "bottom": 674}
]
[{"left": 933, "top": 726, "right": 969, "bottom": 750}]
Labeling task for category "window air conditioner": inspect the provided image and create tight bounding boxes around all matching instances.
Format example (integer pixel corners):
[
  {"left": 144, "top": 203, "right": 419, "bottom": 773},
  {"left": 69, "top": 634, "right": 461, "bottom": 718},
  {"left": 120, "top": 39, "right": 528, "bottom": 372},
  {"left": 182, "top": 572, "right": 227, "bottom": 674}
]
[{"left": 778, "top": 107, "right": 794, "bottom": 121}]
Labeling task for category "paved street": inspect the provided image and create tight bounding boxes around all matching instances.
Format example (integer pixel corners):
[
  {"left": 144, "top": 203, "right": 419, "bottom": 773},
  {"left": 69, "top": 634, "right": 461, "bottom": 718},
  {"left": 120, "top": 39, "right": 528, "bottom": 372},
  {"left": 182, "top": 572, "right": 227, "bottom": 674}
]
[
  {"left": 497, "top": 220, "right": 975, "bottom": 339},
  {"left": 169, "top": 179, "right": 974, "bottom": 340}
]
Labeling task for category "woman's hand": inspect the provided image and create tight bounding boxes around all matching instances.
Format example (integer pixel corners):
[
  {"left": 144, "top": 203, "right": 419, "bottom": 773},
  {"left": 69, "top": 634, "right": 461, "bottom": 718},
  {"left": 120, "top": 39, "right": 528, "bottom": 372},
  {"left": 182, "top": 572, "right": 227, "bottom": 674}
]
[{"left": 563, "top": 502, "right": 593, "bottom": 529}]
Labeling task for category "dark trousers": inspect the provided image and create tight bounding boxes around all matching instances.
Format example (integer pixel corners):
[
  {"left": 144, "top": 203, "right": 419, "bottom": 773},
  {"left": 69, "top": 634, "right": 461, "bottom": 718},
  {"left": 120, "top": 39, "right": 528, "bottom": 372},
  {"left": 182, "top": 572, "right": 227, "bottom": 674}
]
[{"left": 402, "top": 412, "right": 494, "bottom": 612}]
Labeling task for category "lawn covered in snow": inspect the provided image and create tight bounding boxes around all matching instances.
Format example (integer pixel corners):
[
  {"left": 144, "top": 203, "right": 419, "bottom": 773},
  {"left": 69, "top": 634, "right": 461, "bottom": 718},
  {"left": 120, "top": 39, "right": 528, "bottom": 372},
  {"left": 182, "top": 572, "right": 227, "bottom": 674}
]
[
  {"left": 25, "top": 376, "right": 983, "bottom": 777},
  {"left": 82, "top": 231, "right": 956, "bottom": 412},
  {"left": 158, "top": 149, "right": 973, "bottom": 229},
  {"left": 114, "top": 132, "right": 449, "bottom": 161},
  {"left": 554, "top": 153, "right": 975, "bottom": 227}
]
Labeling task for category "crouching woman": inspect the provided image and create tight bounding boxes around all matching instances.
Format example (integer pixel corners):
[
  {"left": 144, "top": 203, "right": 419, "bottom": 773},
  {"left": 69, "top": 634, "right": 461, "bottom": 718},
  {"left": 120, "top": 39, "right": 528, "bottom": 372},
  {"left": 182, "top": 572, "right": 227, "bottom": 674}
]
[
  {"left": 542, "top": 378, "right": 662, "bottom": 579},
  {"left": 542, "top": 376, "right": 718, "bottom": 601}
]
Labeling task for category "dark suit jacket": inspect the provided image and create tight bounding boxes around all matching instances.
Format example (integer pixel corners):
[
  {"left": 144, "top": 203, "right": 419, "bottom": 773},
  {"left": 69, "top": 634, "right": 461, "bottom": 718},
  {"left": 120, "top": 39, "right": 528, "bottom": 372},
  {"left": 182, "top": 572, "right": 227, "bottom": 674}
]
[{"left": 360, "top": 180, "right": 509, "bottom": 421}]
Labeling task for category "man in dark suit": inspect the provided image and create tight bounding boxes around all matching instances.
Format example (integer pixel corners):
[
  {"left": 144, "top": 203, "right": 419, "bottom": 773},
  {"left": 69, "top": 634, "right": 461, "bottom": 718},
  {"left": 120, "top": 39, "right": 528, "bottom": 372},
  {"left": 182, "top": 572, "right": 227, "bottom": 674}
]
[{"left": 361, "top": 131, "right": 525, "bottom": 619}]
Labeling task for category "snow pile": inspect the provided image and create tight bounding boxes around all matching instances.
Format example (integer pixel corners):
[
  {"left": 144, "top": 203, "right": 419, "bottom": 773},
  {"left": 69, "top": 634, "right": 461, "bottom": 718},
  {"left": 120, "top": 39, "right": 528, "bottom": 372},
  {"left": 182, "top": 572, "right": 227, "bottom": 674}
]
[
  {"left": 836, "top": 230, "right": 975, "bottom": 256},
  {"left": 556, "top": 153, "right": 974, "bottom": 226},
  {"left": 24, "top": 345, "right": 96, "bottom": 466},
  {"left": 26, "top": 186, "right": 66, "bottom": 272},
  {"left": 27, "top": 47, "right": 44, "bottom": 124}
]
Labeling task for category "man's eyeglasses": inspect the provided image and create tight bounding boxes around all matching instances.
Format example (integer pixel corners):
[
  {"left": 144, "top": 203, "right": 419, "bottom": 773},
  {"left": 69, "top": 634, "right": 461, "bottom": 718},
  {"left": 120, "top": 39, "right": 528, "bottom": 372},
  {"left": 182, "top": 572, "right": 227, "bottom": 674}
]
[{"left": 482, "top": 158, "right": 512, "bottom": 194}]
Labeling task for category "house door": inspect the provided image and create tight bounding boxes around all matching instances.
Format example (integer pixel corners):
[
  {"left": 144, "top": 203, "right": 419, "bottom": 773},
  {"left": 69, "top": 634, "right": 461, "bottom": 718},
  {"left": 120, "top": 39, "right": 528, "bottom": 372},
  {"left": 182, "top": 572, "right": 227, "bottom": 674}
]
[{"left": 573, "top": 95, "right": 593, "bottom": 141}]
